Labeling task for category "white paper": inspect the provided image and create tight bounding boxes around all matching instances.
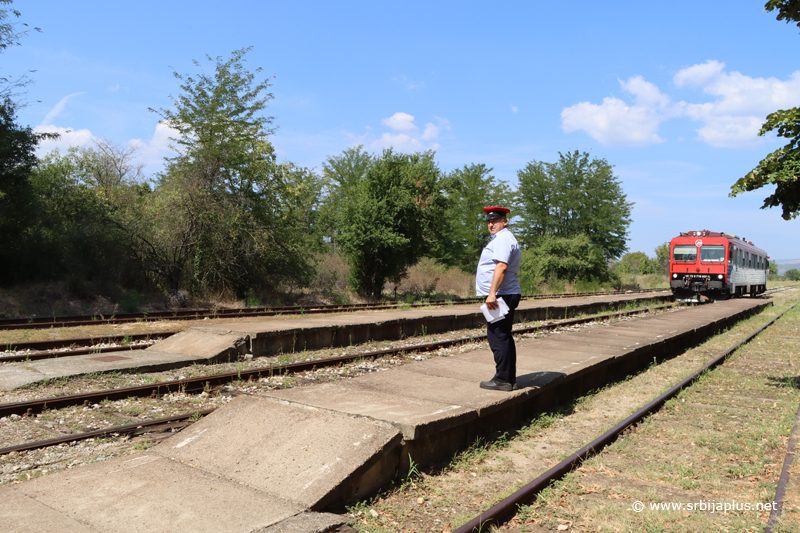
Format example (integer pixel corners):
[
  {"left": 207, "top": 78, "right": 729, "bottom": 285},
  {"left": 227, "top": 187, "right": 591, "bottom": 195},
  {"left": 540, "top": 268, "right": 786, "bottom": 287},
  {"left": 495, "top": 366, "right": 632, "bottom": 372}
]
[{"left": 480, "top": 297, "right": 509, "bottom": 323}]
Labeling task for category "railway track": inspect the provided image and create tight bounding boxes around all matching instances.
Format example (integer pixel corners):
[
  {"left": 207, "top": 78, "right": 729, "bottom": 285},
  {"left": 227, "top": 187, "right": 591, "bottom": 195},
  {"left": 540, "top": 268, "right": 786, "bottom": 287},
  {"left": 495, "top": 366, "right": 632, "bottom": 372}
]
[
  {"left": 0, "top": 303, "right": 676, "bottom": 457},
  {"left": 0, "top": 289, "right": 667, "bottom": 331},
  {"left": 452, "top": 301, "right": 799, "bottom": 532},
  {"left": 0, "top": 331, "right": 178, "bottom": 361}
]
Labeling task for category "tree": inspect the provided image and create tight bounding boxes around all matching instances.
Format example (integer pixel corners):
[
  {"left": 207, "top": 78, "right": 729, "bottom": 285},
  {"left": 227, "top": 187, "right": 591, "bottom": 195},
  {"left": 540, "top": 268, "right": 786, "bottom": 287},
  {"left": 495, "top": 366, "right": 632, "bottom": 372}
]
[
  {"left": 730, "top": 1, "right": 800, "bottom": 220},
  {"left": 614, "top": 252, "right": 655, "bottom": 276},
  {"left": 148, "top": 48, "right": 320, "bottom": 296},
  {"left": 653, "top": 241, "right": 671, "bottom": 276},
  {"left": 441, "top": 163, "right": 513, "bottom": 271},
  {"left": 25, "top": 144, "right": 146, "bottom": 290},
  {"left": 786, "top": 268, "right": 800, "bottom": 281},
  {"left": 330, "top": 148, "right": 448, "bottom": 299},
  {"left": 0, "top": 100, "right": 38, "bottom": 280},
  {"left": 1, "top": 0, "right": 39, "bottom": 99},
  {"left": 518, "top": 235, "right": 611, "bottom": 293},
  {"left": 515, "top": 151, "right": 633, "bottom": 259},
  {"left": 320, "top": 146, "right": 375, "bottom": 249},
  {"left": 769, "top": 261, "right": 779, "bottom": 279}
]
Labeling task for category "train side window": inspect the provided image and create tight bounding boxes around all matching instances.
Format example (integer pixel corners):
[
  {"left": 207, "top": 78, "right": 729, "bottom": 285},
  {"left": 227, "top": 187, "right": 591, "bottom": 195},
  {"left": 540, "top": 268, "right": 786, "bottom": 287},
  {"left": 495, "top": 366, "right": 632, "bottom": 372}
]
[
  {"left": 728, "top": 247, "right": 733, "bottom": 264},
  {"left": 673, "top": 245, "right": 697, "bottom": 262},
  {"left": 700, "top": 245, "right": 725, "bottom": 262}
]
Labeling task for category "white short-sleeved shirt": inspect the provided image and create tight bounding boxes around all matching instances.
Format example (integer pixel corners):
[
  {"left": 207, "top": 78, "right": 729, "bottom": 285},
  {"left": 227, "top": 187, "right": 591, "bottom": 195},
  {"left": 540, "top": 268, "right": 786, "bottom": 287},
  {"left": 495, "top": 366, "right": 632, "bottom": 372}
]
[{"left": 475, "top": 228, "right": 521, "bottom": 296}]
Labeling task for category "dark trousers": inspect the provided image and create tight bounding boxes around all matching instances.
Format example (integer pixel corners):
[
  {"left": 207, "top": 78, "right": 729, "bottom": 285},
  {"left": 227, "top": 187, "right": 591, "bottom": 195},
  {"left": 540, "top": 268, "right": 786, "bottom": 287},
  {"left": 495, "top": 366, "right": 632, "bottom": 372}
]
[{"left": 487, "top": 294, "right": 521, "bottom": 384}]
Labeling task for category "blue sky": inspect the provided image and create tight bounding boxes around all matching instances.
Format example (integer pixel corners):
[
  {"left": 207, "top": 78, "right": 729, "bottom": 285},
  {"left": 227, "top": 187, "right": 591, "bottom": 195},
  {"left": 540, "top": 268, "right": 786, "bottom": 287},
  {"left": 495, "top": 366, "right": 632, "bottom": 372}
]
[{"left": 5, "top": 1, "right": 800, "bottom": 260}]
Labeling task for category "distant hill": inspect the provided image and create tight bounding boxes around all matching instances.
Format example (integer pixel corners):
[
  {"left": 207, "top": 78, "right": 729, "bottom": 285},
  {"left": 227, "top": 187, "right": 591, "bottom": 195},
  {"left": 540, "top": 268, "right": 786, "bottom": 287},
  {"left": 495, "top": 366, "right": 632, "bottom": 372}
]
[{"left": 776, "top": 259, "right": 800, "bottom": 275}]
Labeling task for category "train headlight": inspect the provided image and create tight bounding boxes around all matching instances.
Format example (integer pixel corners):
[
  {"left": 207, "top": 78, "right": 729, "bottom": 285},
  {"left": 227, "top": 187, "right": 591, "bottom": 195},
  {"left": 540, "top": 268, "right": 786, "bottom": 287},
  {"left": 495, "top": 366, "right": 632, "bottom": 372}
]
[
  {"left": 718, "top": 275, "right": 723, "bottom": 280},
  {"left": 672, "top": 274, "right": 677, "bottom": 279}
]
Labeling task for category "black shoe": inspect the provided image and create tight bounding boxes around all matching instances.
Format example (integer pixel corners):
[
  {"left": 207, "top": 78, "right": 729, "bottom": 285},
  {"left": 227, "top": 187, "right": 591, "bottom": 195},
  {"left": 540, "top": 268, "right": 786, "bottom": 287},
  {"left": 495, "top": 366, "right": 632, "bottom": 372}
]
[{"left": 480, "top": 379, "right": 514, "bottom": 392}]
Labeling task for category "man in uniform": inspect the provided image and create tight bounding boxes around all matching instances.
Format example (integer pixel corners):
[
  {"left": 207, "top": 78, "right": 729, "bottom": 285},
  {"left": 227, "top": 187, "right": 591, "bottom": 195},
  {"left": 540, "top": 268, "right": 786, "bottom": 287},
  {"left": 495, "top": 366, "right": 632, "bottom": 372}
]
[{"left": 475, "top": 206, "right": 522, "bottom": 391}]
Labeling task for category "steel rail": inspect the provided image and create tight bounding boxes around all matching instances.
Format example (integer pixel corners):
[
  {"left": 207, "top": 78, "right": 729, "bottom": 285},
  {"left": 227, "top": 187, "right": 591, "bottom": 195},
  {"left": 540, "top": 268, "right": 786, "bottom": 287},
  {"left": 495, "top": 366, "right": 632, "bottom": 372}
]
[
  {"left": 765, "top": 317, "right": 800, "bottom": 532},
  {"left": 1, "top": 343, "right": 151, "bottom": 363},
  {"left": 0, "top": 409, "right": 216, "bottom": 456},
  {"left": 0, "top": 289, "right": 668, "bottom": 330},
  {"left": 0, "top": 305, "right": 671, "bottom": 419},
  {"left": 453, "top": 302, "right": 794, "bottom": 533},
  {"left": 1, "top": 331, "right": 179, "bottom": 353}
]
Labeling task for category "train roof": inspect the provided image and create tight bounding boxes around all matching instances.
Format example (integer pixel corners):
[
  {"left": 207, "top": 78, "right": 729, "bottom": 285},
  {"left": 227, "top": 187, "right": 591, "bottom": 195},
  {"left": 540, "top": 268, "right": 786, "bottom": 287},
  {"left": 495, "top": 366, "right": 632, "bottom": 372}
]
[{"left": 671, "top": 230, "right": 769, "bottom": 256}]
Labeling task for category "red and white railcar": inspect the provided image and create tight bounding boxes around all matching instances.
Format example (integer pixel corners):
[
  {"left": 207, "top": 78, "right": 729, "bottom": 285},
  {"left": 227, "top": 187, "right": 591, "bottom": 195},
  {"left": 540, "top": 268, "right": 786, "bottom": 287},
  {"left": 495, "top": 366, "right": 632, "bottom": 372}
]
[{"left": 669, "top": 230, "right": 769, "bottom": 302}]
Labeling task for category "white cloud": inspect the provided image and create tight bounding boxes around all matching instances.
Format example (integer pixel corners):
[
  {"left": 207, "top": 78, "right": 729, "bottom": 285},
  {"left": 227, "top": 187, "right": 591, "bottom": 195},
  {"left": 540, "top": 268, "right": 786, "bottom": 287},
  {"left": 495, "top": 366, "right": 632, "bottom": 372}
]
[
  {"left": 34, "top": 121, "right": 177, "bottom": 173},
  {"left": 673, "top": 60, "right": 725, "bottom": 88},
  {"left": 40, "top": 92, "right": 85, "bottom": 126},
  {"left": 511, "top": 105, "right": 518, "bottom": 113},
  {"left": 561, "top": 62, "right": 800, "bottom": 149},
  {"left": 673, "top": 61, "right": 800, "bottom": 148},
  {"left": 373, "top": 132, "right": 428, "bottom": 152},
  {"left": 381, "top": 112, "right": 418, "bottom": 132},
  {"left": 561, "top": 76, "right": 673, "bottom": 146},
  {"left": 34, "top": 124, "right": 97, "bottom": 154},
  {"left": 128, "top": 121, "right": 179, "bottom": 167},
  {"left": 368, "top": 113, "right": 450, "bottom": 152}
]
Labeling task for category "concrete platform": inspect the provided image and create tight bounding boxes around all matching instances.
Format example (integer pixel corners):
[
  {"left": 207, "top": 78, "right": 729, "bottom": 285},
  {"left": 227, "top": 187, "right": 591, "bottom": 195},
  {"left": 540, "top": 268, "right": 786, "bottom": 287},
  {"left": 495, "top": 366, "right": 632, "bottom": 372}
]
[
  {"left": 0, "top": 292, "right": 670, "bottom": 391},
  {"left": 0, "top": 297, "right": 769, "bottom": 532}
]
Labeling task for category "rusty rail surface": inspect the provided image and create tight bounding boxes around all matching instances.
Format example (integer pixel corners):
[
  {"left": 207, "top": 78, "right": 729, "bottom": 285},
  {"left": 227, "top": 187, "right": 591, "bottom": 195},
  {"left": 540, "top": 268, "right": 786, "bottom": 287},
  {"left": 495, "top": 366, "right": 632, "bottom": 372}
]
[{"left": 0, "top": 409, "right": 216, "bottom": 456}]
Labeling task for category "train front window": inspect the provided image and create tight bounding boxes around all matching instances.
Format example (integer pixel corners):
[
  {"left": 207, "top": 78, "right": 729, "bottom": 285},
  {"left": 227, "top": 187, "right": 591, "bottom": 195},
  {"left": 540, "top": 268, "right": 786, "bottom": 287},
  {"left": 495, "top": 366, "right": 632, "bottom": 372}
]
[
  {"left": 673, "top": 245, "right": 697, "bottom": 262},
  {"left": 700, "top": 245, "right": 725, "bottom": 262}
]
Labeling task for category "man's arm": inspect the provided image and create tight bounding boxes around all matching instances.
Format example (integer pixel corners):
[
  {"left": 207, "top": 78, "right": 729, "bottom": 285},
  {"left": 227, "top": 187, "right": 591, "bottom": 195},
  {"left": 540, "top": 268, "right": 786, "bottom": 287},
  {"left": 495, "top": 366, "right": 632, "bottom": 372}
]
[{"left": 485, "top": 261, "right": 508, "bottom": 310}]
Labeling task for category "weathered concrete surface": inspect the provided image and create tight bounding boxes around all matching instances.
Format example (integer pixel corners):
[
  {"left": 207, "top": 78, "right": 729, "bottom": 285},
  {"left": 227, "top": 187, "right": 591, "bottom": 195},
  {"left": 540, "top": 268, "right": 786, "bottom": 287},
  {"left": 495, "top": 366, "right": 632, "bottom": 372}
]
[
  {"left": 1, "top": 453, "right": 306, "bottom": 533},
  {"left": 254, "top": 512, "right": 349, "bottom": 533},
  {"left": 0, "top": 349, "right": 223, "bottom": 392},
  {"left": 154, "top": 395, "right": 403, "bottom": 510},
  {"left": 147, "top": 328, "right": 248, "bottom": 359},
  {"left": 2, "top": 490, "right": 98, "bottom": 533},
  {"left": 267, "top": 379, "right": 477, "bottom": 440}
]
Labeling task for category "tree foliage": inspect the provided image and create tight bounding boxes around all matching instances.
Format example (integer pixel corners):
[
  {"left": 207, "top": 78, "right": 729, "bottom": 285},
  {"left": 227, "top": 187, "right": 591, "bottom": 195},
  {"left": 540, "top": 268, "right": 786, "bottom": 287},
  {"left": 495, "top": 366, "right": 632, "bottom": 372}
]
[
  {"left": 519, "top": 234, "right": 611, "bottom": 293},
  {"left": 0, "top": 100, "right": 58, "bottom": 282},
  {"left": 614, "top": 252, "right": 656, "bottom": 276},
  {"left": 653, "top": 242, "right": 671, "bottom": 276},
  {"left": 326, "top": 148, "right": 448, "bottom": 299},
  {"left": 786, "top": 268, "right": 800, "bottom": 281},
  {"left": 26, "top": 145, "right": 146, "bottom": 289},
  {"left": 765, "top": 0, "right": 800, "bottom": 29},
  {"left": 730, "top": 1, "right": 800, "bottom": 219},
  {"left": 147, "top": 48, "right": 320, "bottom": 296},
  {"left": 441, "top": 163, "right": 513, "bottom": 271},
  {"left": 0, "top": 0, "right": 39, "bottom": 99},
  {"left": 515, "top": 150, "right": 633, "bottom": 259}
]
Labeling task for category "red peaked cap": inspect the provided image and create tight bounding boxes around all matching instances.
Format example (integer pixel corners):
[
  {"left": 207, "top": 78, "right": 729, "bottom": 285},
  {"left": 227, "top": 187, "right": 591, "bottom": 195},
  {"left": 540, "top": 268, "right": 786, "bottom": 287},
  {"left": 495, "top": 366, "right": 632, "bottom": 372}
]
[{"left": 483, "top": 206, "right": 510, "bottom": 220}]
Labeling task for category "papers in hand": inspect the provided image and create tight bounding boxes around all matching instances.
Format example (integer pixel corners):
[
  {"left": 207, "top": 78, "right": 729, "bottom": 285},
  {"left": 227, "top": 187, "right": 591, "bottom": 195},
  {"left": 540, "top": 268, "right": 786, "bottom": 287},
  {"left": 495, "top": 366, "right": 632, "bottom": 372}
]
[{"left": 480, "top": 297, "right": 509, "bottom": 323}]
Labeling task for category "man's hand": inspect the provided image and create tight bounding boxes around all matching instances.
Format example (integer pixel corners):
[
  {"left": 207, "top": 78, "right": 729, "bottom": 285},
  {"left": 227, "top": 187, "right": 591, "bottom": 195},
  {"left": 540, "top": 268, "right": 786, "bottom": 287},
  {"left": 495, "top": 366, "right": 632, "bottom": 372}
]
[{"left": 485, "top": 294, "right": 499, "bottom": 310}]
